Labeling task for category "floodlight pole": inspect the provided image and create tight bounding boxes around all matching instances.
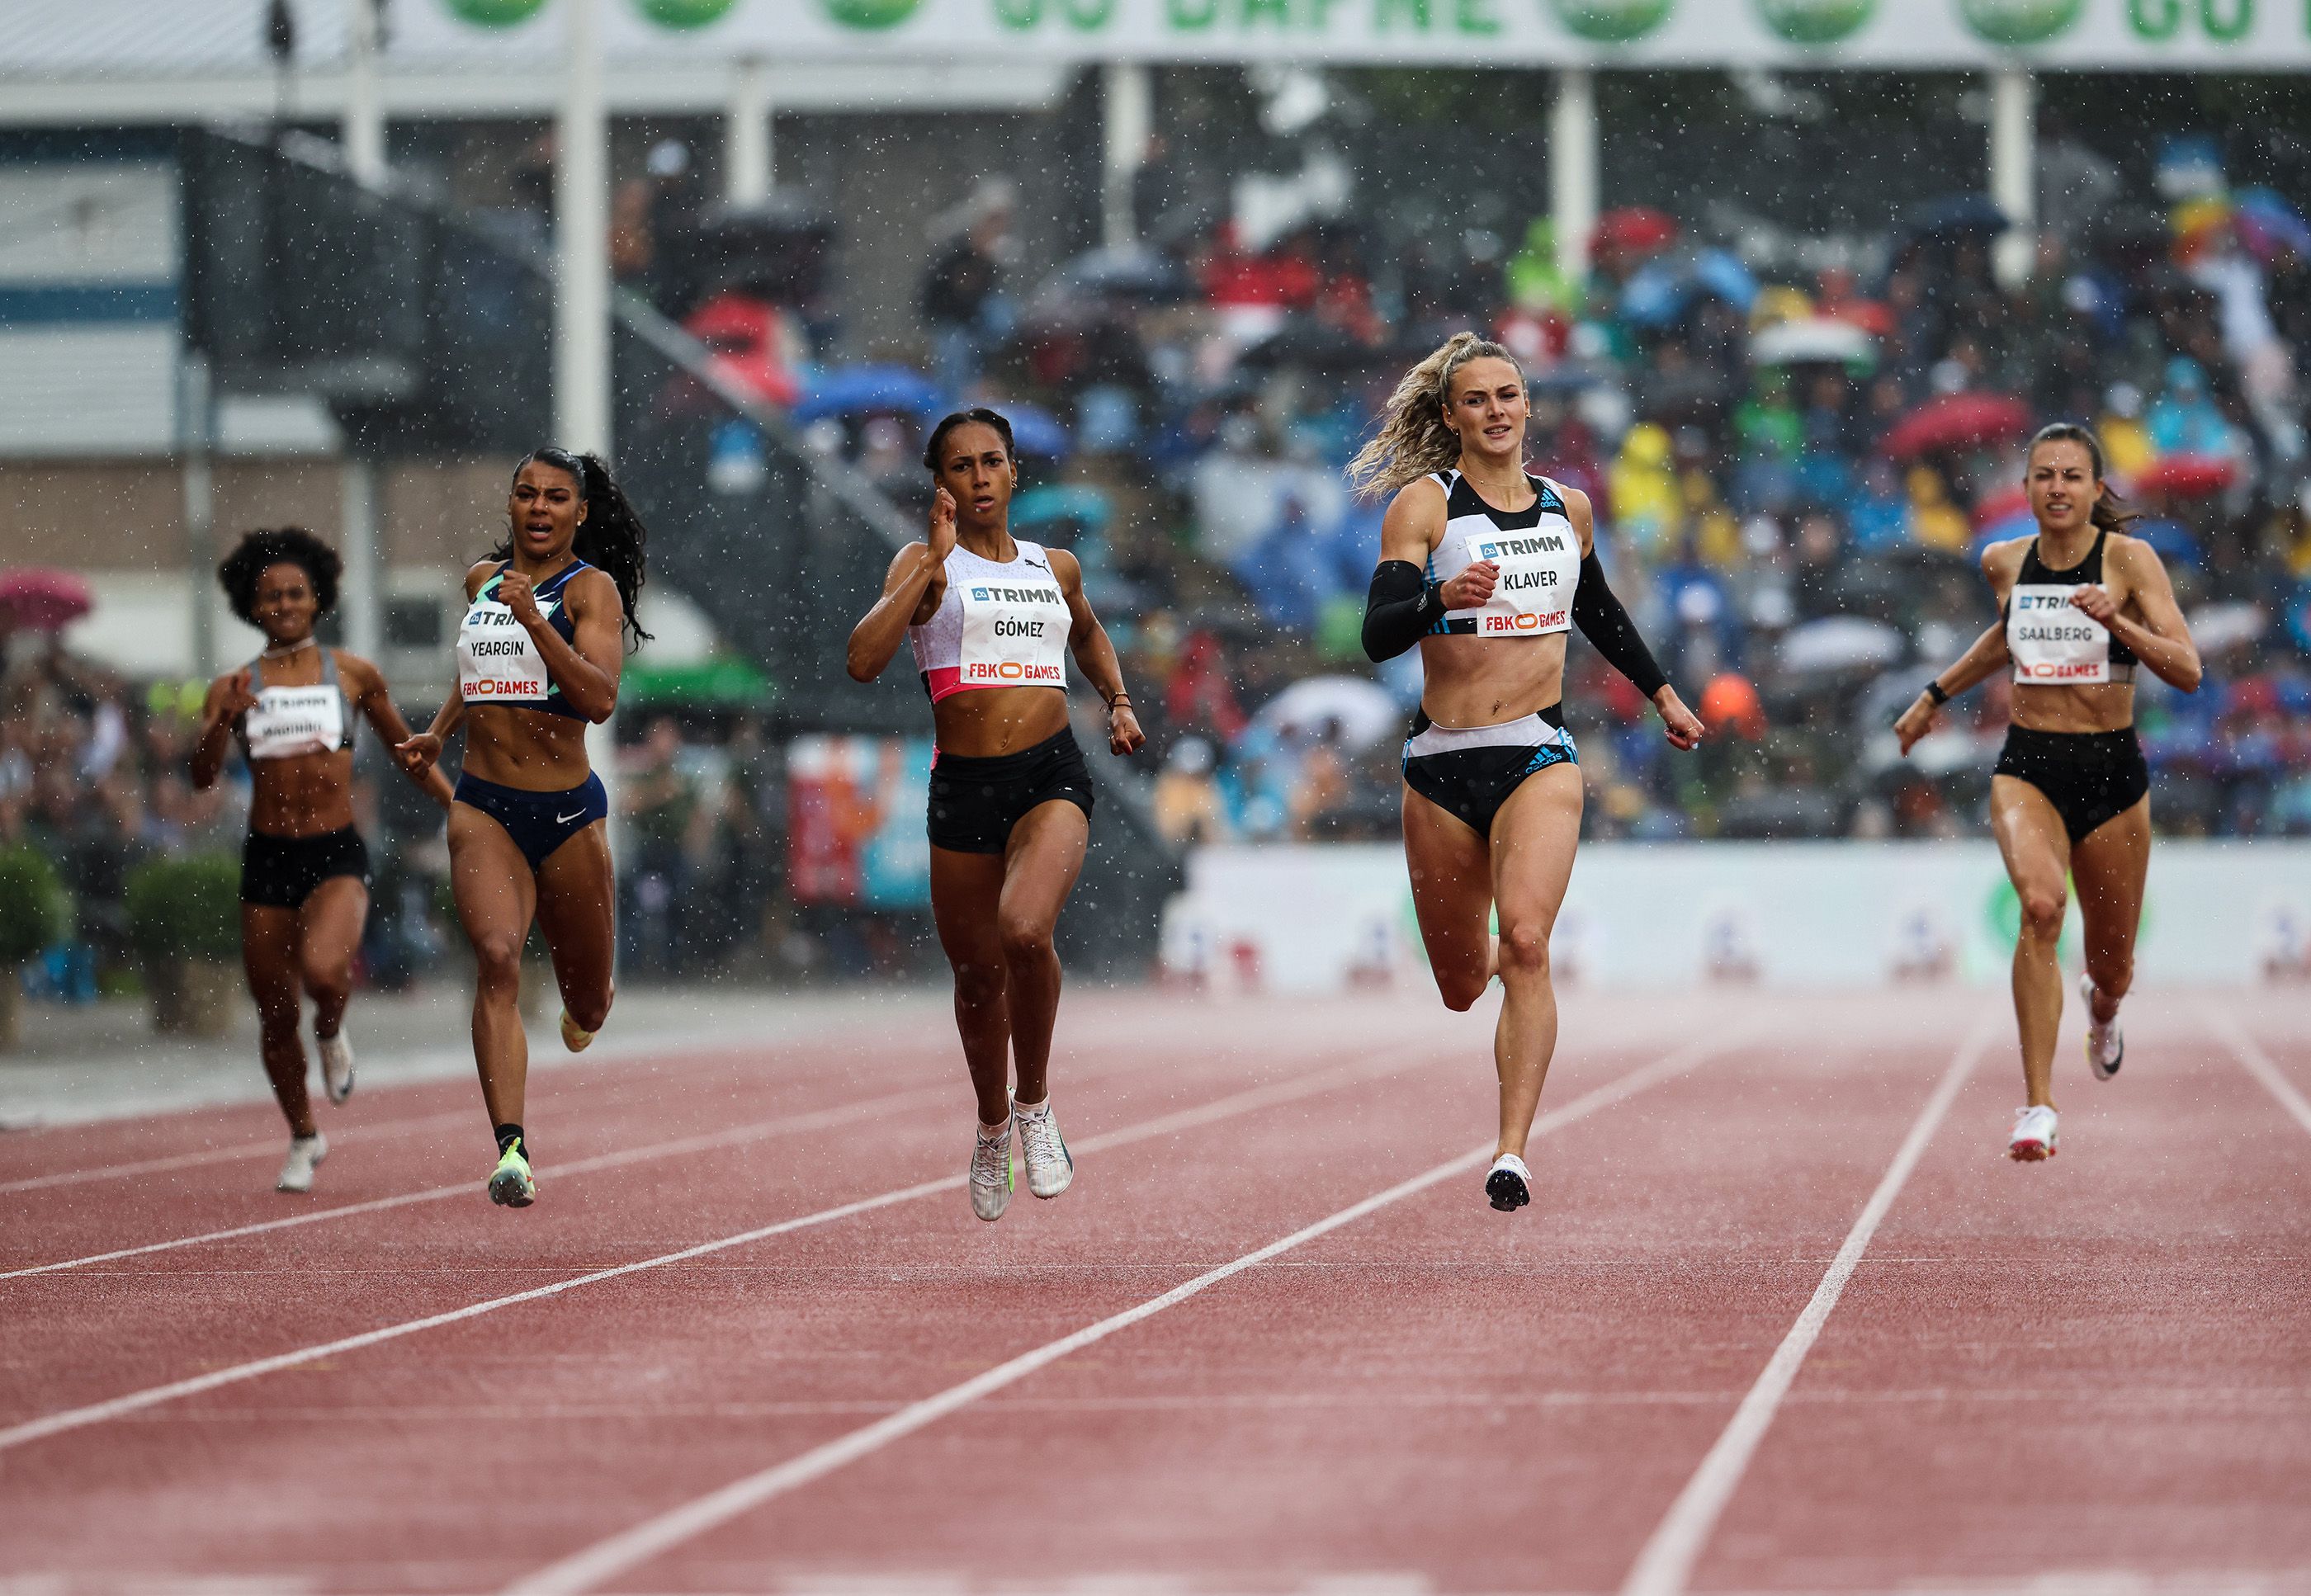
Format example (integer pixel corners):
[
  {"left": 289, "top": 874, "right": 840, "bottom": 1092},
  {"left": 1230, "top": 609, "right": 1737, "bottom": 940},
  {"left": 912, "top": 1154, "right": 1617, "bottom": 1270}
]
[
  {"left": 1551, "top": 66, "right": 1597, "bottom": 286},
  {"left": 555, "top": 0, "right": 623, "bottom": 885},
  {"left": 1990, "top": 64, "right": 2036, "bottom": 288},
  {"left": 180, "top": 353, "right": 218, "bottom": 680},
  {"left": 727, "top": 55, "right": 773, "bottom": 205},
  {"left": 1102, "top": 62, "right": 1151, "bottom": 250},
  {"left": 344, "top": 0, "right": 387, "bottom": 190},
  {"left": 341, "top": 0, "right": 388, "bottom": 672}
]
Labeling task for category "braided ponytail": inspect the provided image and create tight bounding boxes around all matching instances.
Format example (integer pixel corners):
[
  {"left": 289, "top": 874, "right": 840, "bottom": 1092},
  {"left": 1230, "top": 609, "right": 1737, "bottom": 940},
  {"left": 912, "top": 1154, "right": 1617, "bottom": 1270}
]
[
  {"left": 500, "top": 448, "right": 654, "bottom": 649},
  {"left": 1346, "top": 333, "right": 1523, "bottom": 502}
]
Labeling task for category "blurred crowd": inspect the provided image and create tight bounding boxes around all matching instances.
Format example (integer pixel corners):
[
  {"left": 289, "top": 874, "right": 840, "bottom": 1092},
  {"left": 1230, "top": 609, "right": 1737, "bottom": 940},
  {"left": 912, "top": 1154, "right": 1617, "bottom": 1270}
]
[{"left": 698, "top": 130, "right": 2311, "bottom": 846}]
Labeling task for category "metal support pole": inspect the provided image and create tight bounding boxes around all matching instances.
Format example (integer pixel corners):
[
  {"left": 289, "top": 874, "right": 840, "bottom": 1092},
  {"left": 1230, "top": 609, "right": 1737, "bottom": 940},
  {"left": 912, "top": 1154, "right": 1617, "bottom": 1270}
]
[
  {"left": 340, "top": 451, "right": 384, "bottom": 663},
  {"left": 1551, "top": 67, "right": 1598, "bottom": 286},
  {"left": 1102, "top": 62, "right": 1151, "bottom": 251},
  {"left": 1990, "top": 64, "right": 2037, "bottom": 289},
  {"left": 180, "top": 353, "right": 217, "bottom": 679},
  {"left": 555, "top": 0, "right": 622, "bottom": 918},
  {"left": 726, "top": 55, "right": 772, "bottom": 205},
  {"left": 344, "top": 0, "right": 387, "bottom": 189}
]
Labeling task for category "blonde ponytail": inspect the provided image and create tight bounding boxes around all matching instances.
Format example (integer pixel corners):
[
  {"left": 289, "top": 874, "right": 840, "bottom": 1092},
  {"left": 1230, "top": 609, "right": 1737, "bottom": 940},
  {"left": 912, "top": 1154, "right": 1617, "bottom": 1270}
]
[{"left": 1346, "top": 333, "right": 1522, "bottom": 502}]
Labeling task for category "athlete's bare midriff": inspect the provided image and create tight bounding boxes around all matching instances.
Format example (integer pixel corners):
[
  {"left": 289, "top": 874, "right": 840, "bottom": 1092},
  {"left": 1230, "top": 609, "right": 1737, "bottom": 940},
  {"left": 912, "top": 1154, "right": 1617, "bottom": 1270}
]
[
  {"left": 247, "top": 748, "right": 359, "bottom": 837},
  {"left": 460, "top": 706, "right": 593, "bottom": 791},
  {"left": 1416, "top": 631, "right": 1569, "bottom": 728},
  {"left": 931, "top": 684, "right": 1072, "bottom": 758}
]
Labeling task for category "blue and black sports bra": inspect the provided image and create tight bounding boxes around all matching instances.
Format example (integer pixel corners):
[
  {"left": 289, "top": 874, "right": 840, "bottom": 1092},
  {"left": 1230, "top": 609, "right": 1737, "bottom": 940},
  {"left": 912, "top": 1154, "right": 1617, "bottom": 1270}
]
[{"left": 455, "top": 560, "right": 593, "bottom": 720}]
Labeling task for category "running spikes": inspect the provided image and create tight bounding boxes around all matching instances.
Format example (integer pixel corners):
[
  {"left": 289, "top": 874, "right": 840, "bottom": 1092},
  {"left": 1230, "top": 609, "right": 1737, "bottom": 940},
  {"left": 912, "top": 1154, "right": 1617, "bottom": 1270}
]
[
  {"left": 1014, "top": 1098, "right": 1074, "bottom": 1201},
  {"left": 2081, "top": 974, "right": 2124, "bottom": 1081},
  {"left": 276, "top": 1132, "right": 328, "bottom": 1193},
  {"left": 2008, "top": 1105, "right": 2058, "bottom": 1162},
  {"left": 969, "top": 1117, "right": 1014, "bottom": 1222},
  {"left": 1485, "top": 1153, "right": 1532, "bottom": 1212},
  {"left": 559, "top": 1008, "right": 596, "bottom": 1054},
  {"left": 489, "top": 1137, "right": 537, "bottom": 1207}
]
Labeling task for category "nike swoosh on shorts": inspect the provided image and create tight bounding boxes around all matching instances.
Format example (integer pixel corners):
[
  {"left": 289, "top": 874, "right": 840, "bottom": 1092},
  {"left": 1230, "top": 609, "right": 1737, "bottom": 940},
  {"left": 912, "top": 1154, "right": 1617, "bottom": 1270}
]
[{"left": 556, "top": 810, "right": 586, "bottom": 824}]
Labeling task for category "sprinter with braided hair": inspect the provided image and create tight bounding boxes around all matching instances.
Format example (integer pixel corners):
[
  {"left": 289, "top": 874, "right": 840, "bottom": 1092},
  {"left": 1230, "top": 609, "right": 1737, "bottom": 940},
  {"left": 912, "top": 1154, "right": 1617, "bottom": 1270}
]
[
  {"left": 395, "top": 449, "right": 648, "bottom": 1207},
  {"left": 1358, "top": 333, "right": 1703, "bottom": 1213}
]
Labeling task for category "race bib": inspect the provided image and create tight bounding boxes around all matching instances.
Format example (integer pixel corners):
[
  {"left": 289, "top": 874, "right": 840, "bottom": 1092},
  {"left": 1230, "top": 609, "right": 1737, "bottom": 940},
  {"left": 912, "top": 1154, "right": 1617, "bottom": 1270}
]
[
  {"left": 458, "top": 594, "right": 560, "bottom": 704},
  {"left": 2008, "top": 584, "right": 2111, "bottom": 685},
  {"left": 1468, "top": 528, "right": 1576, "bottom": 636},
  {"left": 243, "top": 685, "right": 344, "bottom": 760},
  {"left": 956, "top": 574, "right": 1070, "bottom": 691}
]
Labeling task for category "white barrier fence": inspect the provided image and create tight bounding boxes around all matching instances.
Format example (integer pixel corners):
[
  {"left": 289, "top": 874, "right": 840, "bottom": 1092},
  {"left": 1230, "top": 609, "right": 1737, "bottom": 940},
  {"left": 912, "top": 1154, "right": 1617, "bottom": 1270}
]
[{"left": 1160, "top": 841, "right": 2311, "bottom": 992}]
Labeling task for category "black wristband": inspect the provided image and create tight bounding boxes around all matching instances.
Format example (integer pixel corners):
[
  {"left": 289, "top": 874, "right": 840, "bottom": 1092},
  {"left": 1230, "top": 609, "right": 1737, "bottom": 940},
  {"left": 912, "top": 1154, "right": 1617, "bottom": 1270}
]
[{"left": 1925, "top": 680, "right": 1951, "bottom": 706}]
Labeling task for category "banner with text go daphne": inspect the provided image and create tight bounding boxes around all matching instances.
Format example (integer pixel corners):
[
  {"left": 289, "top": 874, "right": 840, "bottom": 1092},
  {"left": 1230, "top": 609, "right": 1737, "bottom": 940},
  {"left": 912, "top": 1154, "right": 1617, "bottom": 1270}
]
[{"left": 414, "top": 0, "right": 2311, "bottom": 69}]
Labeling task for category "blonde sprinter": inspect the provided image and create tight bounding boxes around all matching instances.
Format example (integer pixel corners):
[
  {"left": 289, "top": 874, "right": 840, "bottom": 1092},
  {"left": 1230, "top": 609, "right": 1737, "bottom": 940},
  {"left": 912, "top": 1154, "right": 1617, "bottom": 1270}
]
[
  {"left": 1354, "top": 335, "right": 1703, "bottom": 1211},
  {"left": 1897, "top": 423, "right": 2199, "bottom": 1160}
]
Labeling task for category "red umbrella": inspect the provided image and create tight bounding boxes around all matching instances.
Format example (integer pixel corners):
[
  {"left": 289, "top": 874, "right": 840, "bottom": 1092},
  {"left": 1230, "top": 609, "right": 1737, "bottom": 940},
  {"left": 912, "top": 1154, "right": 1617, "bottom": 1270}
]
[
  {"left": 1880, "top": 393, "right": 2034, "bottom": 460},
  {"left": 0, "top": 567, "right": 92, "bottom": 632},
  {"left": 1591, "top": 206, "right": 1680, "bottom": 260},
  {"left": 2129, "top": 453, "right": 2238, "bottom": 498}
]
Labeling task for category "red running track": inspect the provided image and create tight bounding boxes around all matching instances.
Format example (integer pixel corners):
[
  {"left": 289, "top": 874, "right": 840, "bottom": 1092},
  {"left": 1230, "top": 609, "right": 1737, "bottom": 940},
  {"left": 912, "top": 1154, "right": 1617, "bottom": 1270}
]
[{"left": 2, "top": 985, "right": 2308, "bottom": 1594}]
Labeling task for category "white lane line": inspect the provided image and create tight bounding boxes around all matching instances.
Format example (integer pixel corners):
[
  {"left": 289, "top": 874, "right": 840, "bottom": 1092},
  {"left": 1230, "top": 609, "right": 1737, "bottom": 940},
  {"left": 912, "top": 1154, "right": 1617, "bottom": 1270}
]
[
  {"left": 0, "top": 1111, "right": 478, "bottom": 1197},
  {"left": 0, "top": 1086, "right": 950, "bottom": 1284},
  {"left": 1617, "top": 1013, "right": 1997, "bottom": 1596},
  {"left": 0, "top": 1034, "right": 1483, "bottom": 1456},
  {"left": 2204, "top": 1008, "right": 2311, "bottom": 1138},
  {"left": 0, "top": 1019, "right": 1424, "bottom": 1282},
  {"left": 502, "top": 1032, "right": 1735, "bottom": 1596}
]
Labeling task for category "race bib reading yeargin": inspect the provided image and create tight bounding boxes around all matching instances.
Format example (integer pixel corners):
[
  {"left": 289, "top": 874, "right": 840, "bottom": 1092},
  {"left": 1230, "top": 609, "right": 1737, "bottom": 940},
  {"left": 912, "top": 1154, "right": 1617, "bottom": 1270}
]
[
  {"left": 957, "top": 575, "right": 1070, "bottom": 689},
  {"left": 457, "top": 594, "right": 559, "bottom": 704},
  {"left": 243, "top": 685, "right": 345, "bottom": 760},
  {"left": 1471, "top": 528, "right": 1577, "bottom": 636},
  {"left": 2008, "top": 584, "right": 2113, "bottom": 684}
]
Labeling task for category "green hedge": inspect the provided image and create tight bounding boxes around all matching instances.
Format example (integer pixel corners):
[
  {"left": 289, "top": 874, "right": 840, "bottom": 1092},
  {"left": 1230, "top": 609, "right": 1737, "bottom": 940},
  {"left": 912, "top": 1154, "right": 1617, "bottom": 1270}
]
[
  {"left": 0, "top": 847, "right": 70, "bottom": 964},
  {"left": 125, "top": 853, "right": 243, "bottom": 962}
]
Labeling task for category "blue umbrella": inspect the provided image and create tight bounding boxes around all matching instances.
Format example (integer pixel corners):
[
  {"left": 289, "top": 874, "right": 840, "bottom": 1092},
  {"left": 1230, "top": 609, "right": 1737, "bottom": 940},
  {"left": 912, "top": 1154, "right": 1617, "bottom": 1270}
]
[
  {"left": 791, "top": 365, "right": 948, "bottom": 425},
  {"left": 992, "top": 402, "right": 1070, "bottom": 460}
]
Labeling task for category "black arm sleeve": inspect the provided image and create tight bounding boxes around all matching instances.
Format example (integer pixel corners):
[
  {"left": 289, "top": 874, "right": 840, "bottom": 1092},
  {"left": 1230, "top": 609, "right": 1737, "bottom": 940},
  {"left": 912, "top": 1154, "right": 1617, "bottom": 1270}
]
[
  {"left": 1570, "top": 551, "right": 1670, "bottom": 698},
  {"left": 1362, "top": 560, "right": 1444, "bottom": 662}
]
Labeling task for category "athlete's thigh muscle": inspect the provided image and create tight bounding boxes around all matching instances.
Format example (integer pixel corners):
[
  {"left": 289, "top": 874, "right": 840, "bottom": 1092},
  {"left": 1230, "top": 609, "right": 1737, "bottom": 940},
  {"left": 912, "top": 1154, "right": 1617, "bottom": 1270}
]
[
  {"left": 1488, "top": 763, "right": 1581, "bottom": 935},
  {"left": 1404, "top": 784, "right": 1496, "bottom": 980},
  {"left": 998, "top": 800, "right": 1090, "bottom": 937},
  {"left": 533, "top": 820, "right": 616, "bottom": 992},
  {"left": 297, "top": 876, "right": 371, "bottom": 970},
  {"left": 1990, "top": 774, "right": 2072, "bottom": 909},
  {"left": 930, "top": 845, "right": 1010, "bottom": 967},
  {"left": 2068, "top": 797, "right": 2151, "bottom": 949},
  {"left": 450, "top": 800, "right": 539, "bottom": 949},
  {"left": 241, "top": 903, "right": 303, "bottom": 999}
]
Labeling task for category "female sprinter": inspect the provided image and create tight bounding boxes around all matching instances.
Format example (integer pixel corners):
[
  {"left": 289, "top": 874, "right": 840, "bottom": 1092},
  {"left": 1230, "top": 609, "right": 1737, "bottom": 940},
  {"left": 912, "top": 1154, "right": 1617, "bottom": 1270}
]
[
  {"left": 395, "top": 450, "right": 649, "bottom": 1207},
  {"left": 1353, "top": 333, "right": 1703, "bottom": 1213},
  {"left": 845, "top": 408, "right": 1144, "bottom": 1222},
  {"left": 192, "top": 527, "right": 452, "bottom": 1192},
  {"left": 1896, "top": 423, "right": 2199, "bottom": 1160}
]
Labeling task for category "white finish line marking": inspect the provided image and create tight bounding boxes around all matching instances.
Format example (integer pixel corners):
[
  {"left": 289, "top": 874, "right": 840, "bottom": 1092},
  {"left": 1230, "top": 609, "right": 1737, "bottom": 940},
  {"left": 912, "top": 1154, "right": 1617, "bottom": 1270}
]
[{"left": 1617, "top": 1013, "right": 1997, "bottom": 1596}]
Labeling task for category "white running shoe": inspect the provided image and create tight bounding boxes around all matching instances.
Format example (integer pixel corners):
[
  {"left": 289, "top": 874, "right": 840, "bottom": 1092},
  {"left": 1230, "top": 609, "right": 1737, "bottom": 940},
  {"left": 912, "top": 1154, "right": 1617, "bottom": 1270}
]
[
  {"left": 317, "top": 1027, "right": 355, "bottom": 1105},
  {"left": 969, "top": 1118, "right": 1014, "bottom": 1222},
  {"left": 2008, "top": 1105, "right": 2059, "bottom": 1162},
  {"left": 1014, "top": 1098, "right": 1074, "bottom": 1200},
  {"left": 1485, "top": 1153, "right": 1532, "bottom": 1212},
  {"left": 276, "top": 1133, "right": 328, "bottom": 1192},
  {"left": 2080, "top": 973, "right": 2124, "bottom": 1081}
]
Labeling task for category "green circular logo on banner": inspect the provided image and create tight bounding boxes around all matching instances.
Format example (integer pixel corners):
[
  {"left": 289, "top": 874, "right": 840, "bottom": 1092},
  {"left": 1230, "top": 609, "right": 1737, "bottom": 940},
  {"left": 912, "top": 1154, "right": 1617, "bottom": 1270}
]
[
  {"left": 440, "top": 0, "right": 550, "bottom": 24},
  {"left": 819, "top": 0, "right": 920, "bottom": 26},
  {"left": 1955, "top": 0, "right": 2082, "bottom": 45},
  {"left": 1754, "top": 0, "right": 1875, "bottom": 44},
  {"left": 1548, "top": 0, "right": 1675, "bottom": 43},
  {"left": 634, "top": 0, "right": 738, "bottom": 25}
]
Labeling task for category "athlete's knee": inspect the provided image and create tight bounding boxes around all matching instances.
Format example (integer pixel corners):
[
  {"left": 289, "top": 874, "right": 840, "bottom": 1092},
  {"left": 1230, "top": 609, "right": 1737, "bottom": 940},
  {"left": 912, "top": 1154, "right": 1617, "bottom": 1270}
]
[
  {"left": 950, "top": 956, "right": 1005, "bottom": 1008},
  {"left": 472, "top": 930, "right": 525, "bottom": 989},
  {"left": 1434, "top": 968, "right": 1488, "bottom": 1012},
  {"left": 298, "top": 953, "right": 352, "bottom": 1003},
  {"left": 565, "top": 986, "right": 612, "bottom": 1032},
  {"left": 2017, "top": 889, "right": 2067, "bottom": 941},
  {"left": 997, "top": 914, "right": 1055, "bottom": 969},
  {"left": 2086, "top": 946, "right": 2134, "bottom": 999},
  {"left": 1496, "top": 919, "right": 1552, "bottom": 981}
]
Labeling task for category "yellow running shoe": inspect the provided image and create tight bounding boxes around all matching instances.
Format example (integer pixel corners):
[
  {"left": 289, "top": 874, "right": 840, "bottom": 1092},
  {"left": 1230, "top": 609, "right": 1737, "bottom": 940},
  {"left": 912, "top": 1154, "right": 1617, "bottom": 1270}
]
[
  {"left": 559, "top": 1009, "right": 595, "bottom": 1053},
  {"left": 488, "top": 1138, "right": 537, "bottom": 1207}
]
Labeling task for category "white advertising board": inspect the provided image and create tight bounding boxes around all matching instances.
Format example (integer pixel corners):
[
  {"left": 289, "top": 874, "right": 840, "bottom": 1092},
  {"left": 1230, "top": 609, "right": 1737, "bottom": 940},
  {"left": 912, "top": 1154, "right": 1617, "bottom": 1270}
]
[
  {"left": 394, "top": 0, "right": 2311, "bottom": 71},
  {"left": 1161, "top": 840, "right": 2311, "bottom": 992}
]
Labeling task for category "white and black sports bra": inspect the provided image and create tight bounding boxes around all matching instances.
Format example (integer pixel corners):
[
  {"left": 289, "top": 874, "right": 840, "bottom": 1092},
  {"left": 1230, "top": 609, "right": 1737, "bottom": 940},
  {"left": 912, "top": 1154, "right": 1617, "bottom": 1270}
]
[
  {"left": 239, "top": 648, "right": 352, "bottom": 761},
  {"left": 1425, "top": 470, "right": 1583, "bottom": 639},
  {"left": 2005, "top": 530, "right": 2138, "bottom": 687}
]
